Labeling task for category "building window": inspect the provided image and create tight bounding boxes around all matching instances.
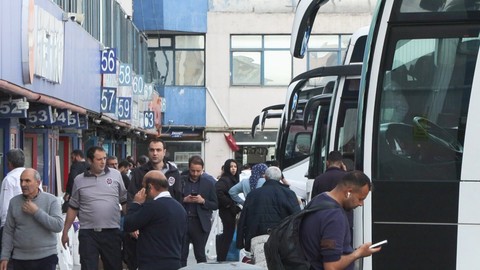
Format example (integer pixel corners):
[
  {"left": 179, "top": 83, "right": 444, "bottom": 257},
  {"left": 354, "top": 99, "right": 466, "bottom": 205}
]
[
  {"left": 147, "top": 35, "right": 205, "bottom": 86},
  {"left": 307, "top": 34, "right": 351, "bottom": 69},
  {"left": 231, "top": 35, "right": 292, "bottom": 86},
  {"left": 165, "top": 142, "right": 202, "bottom": 173}
]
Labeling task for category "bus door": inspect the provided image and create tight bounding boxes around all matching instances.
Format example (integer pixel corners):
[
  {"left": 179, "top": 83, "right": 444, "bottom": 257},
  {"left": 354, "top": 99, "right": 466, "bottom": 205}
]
[{"left": 360, "top": 1, "right": 480, "bottom": 269}]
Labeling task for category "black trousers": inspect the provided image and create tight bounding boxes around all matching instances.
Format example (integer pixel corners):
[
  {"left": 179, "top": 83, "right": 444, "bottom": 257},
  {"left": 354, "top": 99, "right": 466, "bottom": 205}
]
[
  {"left": 78, "top": 228, "right": 123, "bottom": 270},
  {"left": 124, "top": 233, "right": 138, "bottom": 270},
  {"left": 11, "top": 254, "right": 58, "bottom": 270},
  {"left": 181, "top": 217, "right": 209, "bottom": 267},
  {"left": 216, "top": 209, "right": 236, "bottom": 261}
]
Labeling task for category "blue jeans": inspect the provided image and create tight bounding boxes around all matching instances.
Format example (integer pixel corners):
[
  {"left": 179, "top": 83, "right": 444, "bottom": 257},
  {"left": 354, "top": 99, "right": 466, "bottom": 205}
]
[
  {"left": 11, "top": 254, "right": 58, "bottom": 270},
  {"left": 78, "top": 228, "right": 122, "bottom": 270}
]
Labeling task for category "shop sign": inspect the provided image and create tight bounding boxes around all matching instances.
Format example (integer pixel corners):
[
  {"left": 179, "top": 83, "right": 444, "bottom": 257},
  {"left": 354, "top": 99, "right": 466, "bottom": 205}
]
[
  {"left": 100, "top": 88, "right": 117, "bottom": 113},
  {"left": 0, "top": 99, "right": 28, "bottom": 118},
  {"left": 27, "top": 105, "right": 54, "bottom": 125}
]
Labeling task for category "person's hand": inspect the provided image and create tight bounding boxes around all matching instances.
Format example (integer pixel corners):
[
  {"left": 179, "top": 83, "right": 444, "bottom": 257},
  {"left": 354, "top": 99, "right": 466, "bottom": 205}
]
[
  {"left": 63, "top": 193, "right": 70, "bottom": 201},
  {"left": 0, "top": 260, "right": 8, "bottom": 270},
  {"left": 61, "top": 232, "right": 70, "bottom": 249},
  {"left": 191, "top": 194, "right": 205, "bottom": 204},
  {"left": 22, "top": 200, "right": 38, "bottom": 215},
  {"left": 130, "top": 230, "right": 139, "bottom": 239},
  {"left": 354, "top": 242, "right": 382, "bottom": 258},
  {"left": 134, "top": 188, "right": 147, "bottom": 204},
  {"left": 183, "top": 194, "right": 204, "bottom": 204}
]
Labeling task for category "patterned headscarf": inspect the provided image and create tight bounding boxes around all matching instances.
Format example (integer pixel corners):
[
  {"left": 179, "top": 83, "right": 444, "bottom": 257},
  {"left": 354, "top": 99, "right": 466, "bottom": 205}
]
[{"left": 249, "top": 163, "right": 268, "bottom": 191}]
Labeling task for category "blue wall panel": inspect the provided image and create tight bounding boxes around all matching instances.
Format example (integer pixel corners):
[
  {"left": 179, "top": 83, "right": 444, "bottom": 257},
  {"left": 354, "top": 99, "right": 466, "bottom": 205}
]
[
  {"left": 0, "top": 0, "right": 102, "bottom": 112},
  {"left": 133, "top": 0, "right": 207, "bottom": 33},
  {"left": 163, "top": 87, "right": 206, "bottom": 127}
]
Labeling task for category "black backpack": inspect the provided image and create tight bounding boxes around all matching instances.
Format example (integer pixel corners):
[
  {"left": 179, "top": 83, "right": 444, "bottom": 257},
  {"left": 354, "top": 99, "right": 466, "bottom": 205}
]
[{"left": 264, "top": 200, "right": 339, "bottom": 270}]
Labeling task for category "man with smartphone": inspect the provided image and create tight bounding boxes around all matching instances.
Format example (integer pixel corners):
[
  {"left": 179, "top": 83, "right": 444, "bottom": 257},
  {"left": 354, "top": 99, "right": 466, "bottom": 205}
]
[
  {"left": 180, "top": 156, "right": 218, "bottom": 267},
  {"left": 299, "top": 171, "right": 382, "bottom": 270}
]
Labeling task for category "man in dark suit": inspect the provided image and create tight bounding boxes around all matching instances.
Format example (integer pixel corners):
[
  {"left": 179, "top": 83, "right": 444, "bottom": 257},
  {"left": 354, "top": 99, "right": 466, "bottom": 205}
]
[
  {"left": 126, "top": 139, "right": 182, "bottom": 270},
  {"left": 180, "top": 156, "right": 218, "bottom": 267},
  {"left": 124, "top": 170, "right": 187, "bottom": 270}
]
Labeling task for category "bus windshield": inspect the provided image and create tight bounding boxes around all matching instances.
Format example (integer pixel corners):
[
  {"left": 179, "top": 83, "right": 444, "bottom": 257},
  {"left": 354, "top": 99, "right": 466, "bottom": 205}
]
[{"left": 375, "top": 25, "right": 480, "bottom": 181}]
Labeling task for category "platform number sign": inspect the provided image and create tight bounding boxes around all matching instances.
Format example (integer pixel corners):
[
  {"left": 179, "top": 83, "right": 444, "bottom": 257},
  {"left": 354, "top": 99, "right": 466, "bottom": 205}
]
[
  {"left": 0, "top": 100, "right": 27, "bottom": 118},
  {"left": 100, "top": 48, "right": 116, "bottom": 74},
  {"left": 53, "top": 109, "right": 74, "bottom": 126},
  {"left": 100, "top": 88, "right": 117, "bottom": 113},
  {"left": 28, "top": 105, "right": 54, "bottom": 125},
  {"left": 144, "top": 111, "right": 154, "bottom": 129},
  {"left": 78, "top": 114, "right": 88, "bottom": 129},
  {"left": 117, "top": 97, "right": 131, "bottom": 120},
  {"left": 118, "top": 63, "right": 132, "bottom": 86},
  {"left": 132, "top": 75, "right": 145, "bottom": 95}
]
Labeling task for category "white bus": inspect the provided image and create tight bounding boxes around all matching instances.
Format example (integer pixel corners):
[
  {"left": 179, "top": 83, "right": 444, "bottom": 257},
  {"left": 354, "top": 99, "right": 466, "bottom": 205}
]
[
  {"left": 251, "top": 27, "right": 367, "bottom": 201},
  {"left": 296, "top": 0, "right": 480, "bottom": 269}
]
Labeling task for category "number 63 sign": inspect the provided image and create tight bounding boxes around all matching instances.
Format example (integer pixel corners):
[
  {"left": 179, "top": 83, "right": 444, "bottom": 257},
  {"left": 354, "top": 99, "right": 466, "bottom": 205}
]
[{"left": 144, "top": 111, "right": 154, "bottom": 129}]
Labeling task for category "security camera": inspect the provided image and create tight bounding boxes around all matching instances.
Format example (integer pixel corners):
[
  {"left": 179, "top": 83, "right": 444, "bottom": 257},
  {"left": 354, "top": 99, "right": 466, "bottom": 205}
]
[{"left": 63, "top": 12, "right": 85, "bottom": 25}]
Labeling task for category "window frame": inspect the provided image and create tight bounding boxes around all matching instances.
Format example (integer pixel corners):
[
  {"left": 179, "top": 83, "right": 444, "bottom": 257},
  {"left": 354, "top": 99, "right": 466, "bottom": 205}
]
[
  {"left": 147, "top": 35, "right": 206, "bottom": 87},
  {"left": 230, "top": 34, "right": 293, "bottom": 87}
]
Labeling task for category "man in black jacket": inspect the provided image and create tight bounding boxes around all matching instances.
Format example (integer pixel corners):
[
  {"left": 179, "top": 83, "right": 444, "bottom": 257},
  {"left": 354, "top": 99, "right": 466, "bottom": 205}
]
[
  {"left": 237, "top": 166, "right": 300, "bottom": 252},
  {"left": 63, "top": 149, "right": 88, "bottom": 212},
  {"left": 125, "top": 139, "right": 181, "bottom": 269},
  {"left": 124, "top": 170, "right": 187, "bottom": 270},
  {"left": 127, "top": 139, "right": 181, "bottom": 202}
]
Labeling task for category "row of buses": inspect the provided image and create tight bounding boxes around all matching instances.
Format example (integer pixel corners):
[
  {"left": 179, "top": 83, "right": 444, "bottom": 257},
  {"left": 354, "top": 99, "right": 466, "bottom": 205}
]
[{"left": 252, "top": 0, "right": 480, "bottom": 269}]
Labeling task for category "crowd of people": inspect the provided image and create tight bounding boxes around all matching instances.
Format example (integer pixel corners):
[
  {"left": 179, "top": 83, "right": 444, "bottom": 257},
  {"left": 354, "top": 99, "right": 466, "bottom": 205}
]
[{"left": 0, "top": 142, "right": 381, "bottom": 270}]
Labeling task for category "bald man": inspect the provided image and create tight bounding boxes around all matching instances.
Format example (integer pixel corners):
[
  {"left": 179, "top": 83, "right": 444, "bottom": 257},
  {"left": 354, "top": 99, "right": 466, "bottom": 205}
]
[
  {"left": 0, "top": 168, "right": 63, "bottom": 270},
  {"left": 124, "top": 170, "right": 187, "bottom": 270}
]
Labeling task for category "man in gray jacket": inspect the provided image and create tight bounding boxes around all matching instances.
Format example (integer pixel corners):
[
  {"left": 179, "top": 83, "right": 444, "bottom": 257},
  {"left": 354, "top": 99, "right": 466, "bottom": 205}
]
[{"left": 0, "top": 168, "right": 63, "bottom": 270}]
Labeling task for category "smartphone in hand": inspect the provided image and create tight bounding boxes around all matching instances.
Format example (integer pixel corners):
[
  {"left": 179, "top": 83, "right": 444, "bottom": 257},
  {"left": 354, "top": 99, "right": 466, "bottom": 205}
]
[{"left": 370, "top": 240, "right": 388, "bottom": 249}]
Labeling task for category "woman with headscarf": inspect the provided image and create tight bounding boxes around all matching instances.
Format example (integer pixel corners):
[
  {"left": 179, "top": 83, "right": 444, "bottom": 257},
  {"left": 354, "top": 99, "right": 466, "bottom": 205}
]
[
  {"left": 228, "top": 163, "right": 268, "bottom": 206},
  {"left": 215, "top": 159, "right": 240, "bottom": 261}
]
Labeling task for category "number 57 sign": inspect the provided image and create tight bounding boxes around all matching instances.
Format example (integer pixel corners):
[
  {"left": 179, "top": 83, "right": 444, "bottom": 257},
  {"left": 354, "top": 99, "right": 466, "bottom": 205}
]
[{"left": 100, "top": 88, "right": 117, "bottom": 113}]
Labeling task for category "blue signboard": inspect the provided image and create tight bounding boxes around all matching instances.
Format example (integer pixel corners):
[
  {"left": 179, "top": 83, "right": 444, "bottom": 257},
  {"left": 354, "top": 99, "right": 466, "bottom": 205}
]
[
  {"left": 118, "top": 63, "right": 132, "bottom": 86},
  {"left": 0, "top": 100, "right": 28, "bottom": 118},
  {"left": 78, "top": 114, "right": 89, "bottom": 129},
  {"left": 100, "top": 88, "right": 117, "bottom": 113},
  {"left": 100, "top": 48, "right": 117, "bottom": 74},
  {"left": 144, "top": 111, "right": 154, "bottom": 129},
  {"left": 51, "top": 109, "right": 73, "bottom": 126},
  {"left": 117, "top": 97, "right": 131, "bottom": 120},
  {"left": 27, "top": 105, "right": 54, "bottom": 125}
]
